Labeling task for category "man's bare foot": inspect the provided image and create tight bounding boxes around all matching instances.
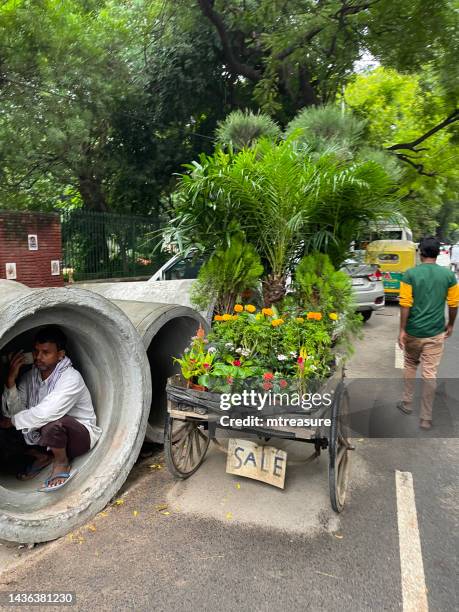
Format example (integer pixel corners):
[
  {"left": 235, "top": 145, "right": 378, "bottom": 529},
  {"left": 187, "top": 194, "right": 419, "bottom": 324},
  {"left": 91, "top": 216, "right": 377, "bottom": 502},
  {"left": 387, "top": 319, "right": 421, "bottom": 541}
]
[
  {"left": 17, "top": 455, "right": 52, "bottom": 481},
  {"left": 46, "top": 463, "right": 71, "bottom": 488},
  {"left": 419, "top": 419, "right": 432, "bottom": 430}
]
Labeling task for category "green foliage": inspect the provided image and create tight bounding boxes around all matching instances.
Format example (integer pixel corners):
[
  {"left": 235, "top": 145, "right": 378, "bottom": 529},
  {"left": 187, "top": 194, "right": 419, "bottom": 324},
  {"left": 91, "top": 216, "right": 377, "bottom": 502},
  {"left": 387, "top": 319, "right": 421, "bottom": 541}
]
[
  {"left": 169, "top": 138, "right": 399, "bottom": 302},
  {"left": 345, "top": 67, "right": 459, "bottom": 238},
  {"left": 173, "top": 326, "right": 216, "bottom": 381},
  {"left": 294, "top": 254, "right": 353, "bottom": 313},
  {"left": 191, "top": 235, "right": 264, "bottom": 313},
  {"left": 285, "top": 106, "right": 366, "bottom": 159},
  {"left": 215, "top": 110, "right": 281, "bottom": 150}
]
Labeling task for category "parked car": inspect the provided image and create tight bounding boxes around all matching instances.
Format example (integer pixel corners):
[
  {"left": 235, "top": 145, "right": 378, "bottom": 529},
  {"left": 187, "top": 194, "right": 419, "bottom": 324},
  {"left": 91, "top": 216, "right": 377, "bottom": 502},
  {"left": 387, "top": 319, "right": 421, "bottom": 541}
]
[{"left": 341, "top": 259, "right": 385, "bottom": 322}]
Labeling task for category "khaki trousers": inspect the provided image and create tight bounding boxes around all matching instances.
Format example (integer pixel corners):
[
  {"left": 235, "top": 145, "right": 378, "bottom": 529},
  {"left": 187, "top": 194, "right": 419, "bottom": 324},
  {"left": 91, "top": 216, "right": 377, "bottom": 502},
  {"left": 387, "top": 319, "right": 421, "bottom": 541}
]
[{"left": 402, "top": 332, "right": 445, "bottom": 421}]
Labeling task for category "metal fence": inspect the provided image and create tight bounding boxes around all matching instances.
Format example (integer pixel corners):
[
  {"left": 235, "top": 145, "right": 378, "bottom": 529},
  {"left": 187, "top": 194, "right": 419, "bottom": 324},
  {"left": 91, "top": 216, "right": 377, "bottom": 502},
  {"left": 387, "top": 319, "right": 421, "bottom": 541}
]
[{"left": 61, "top": 210, "right": 167, "bottom": 281}]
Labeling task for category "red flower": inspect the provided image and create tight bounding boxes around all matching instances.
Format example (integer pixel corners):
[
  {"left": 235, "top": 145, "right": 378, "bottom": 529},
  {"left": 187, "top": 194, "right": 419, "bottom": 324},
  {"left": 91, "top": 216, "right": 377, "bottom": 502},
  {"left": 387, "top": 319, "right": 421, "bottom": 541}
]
[
  {"left": 233, "top": 360, "right": 241, "bottom": 367},
  {"left": 297, "top": 357, "right": 303, "bottom": 364},
  {"left": 279, "top": 379, "right": 288, "bottom": 389},
  {"left": 263, "top": 372, "right": 274, "bottom": 381},
  {"left": 263, "top": 382, "right": 273, "bottom": 391},
  {"left": 203, "top": 363, "right": 210, "bottom": 369},
  {"left": 226, "top": 376, "right": 234, "bottom": 384}
]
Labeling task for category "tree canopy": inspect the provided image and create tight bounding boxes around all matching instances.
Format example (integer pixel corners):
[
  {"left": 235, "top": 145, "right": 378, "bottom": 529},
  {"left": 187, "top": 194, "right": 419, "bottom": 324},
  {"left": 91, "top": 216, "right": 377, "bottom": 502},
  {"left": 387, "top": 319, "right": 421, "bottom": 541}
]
[{"left": 0, "top": 0, "right": 457, "bottom": 233}]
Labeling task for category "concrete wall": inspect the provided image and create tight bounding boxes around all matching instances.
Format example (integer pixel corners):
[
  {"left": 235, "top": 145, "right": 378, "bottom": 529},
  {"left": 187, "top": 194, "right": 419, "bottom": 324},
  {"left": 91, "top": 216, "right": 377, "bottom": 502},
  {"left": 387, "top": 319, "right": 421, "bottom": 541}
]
[{"left": 0, "top": 211, "right": 63, "bottom": 288}]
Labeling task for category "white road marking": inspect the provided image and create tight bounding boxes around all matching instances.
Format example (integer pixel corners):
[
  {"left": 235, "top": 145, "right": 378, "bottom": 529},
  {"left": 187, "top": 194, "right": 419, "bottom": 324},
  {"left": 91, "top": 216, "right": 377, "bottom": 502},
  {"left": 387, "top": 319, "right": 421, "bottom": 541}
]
[
  {"left": 395, "top": 470, "right": 428, "bottom": 612},
  {"left": 395, "top": 343, "right": 404, "bottom": 369}
]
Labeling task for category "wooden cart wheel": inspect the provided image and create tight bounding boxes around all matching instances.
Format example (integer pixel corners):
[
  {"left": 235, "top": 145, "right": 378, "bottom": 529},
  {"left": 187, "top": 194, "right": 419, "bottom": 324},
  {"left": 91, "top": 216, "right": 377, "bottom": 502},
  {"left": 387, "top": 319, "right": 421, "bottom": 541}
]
[
  {"left": 164, "top": 416, "right": 210, "bottom": 479},
  {"left": 329, "top": 385, "right": 352, "bottom": 513}
]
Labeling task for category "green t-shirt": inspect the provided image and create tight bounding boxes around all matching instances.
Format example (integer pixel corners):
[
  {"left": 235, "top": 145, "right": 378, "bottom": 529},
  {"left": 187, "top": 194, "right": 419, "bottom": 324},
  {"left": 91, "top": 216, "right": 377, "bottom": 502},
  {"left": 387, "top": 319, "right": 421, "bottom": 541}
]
[{"left": 402, "top": 264, "right": 457, "bottom": 338}]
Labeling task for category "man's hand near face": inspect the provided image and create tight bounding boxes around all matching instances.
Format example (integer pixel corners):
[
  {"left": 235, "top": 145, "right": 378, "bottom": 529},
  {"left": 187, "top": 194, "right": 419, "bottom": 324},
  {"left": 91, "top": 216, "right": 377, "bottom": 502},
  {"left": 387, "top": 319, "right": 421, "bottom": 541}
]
[{"left": 6, "top": 352, "right": 25, "bottom": 389}]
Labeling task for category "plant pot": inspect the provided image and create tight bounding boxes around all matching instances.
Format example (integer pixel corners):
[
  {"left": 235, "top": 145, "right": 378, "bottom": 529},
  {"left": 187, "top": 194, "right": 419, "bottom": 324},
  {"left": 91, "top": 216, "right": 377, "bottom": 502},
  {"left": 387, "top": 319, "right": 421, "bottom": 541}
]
[{"left": 187, "top": 380, "right": 207, "bottom": 392}]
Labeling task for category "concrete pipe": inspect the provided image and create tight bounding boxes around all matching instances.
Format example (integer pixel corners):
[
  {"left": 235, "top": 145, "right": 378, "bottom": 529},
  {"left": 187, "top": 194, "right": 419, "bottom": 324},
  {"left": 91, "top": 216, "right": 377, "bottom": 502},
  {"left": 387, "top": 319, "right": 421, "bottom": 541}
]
[
  {"left": 104, "top": 300, "right": 207, "bottom": 443},
  {"left": 0, "top": 281, "right": 151, "bottom": 543}
]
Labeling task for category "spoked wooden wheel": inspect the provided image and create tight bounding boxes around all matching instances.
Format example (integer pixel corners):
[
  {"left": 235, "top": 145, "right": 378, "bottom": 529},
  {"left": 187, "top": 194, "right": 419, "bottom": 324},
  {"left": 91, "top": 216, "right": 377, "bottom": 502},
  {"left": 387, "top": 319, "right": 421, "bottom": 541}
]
[
  {"left": 164, "top": 416, "right": 210, "bottom": 479},
  {"left": 329, "top": 385, "right": 353, "bottom": 513}
]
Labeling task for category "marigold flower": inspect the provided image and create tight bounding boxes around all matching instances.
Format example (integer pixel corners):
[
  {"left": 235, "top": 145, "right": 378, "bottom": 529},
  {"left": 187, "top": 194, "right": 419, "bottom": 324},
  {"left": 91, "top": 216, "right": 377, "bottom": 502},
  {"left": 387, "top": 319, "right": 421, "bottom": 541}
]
[
  {"left": 329, "top": 312, "right": 338, "bottom": 321},
  {"left": 295, "top": 317, "right": 304, "bottom": 323},
  {"left": 222, "top": 314, "right": 232, "bottom": 321},
  {"left": 263, "top": 381, "right": 273, "bottom": 391},
  {"left": 307, "top": 312, "right": 322, "bottom": 321},
  {"left": 234, "top": 304, "right": 244, "bottom": 313},
  {"left": 232, "top": 314, "right": 239, "bottom": 320},
  {"left": 271, "top": 318, "right": 284, "bottom": 327},
  {"left": 245, "top": 304, "right": 256, "bottom": 313},
  {"left": 262, "top": 308, "right": 274, "bottom": 316},
  {"left": 279, "top": 379, "right": 288, "bottom": 389},
  {"left": 263, "top": 372, "right": 274, "bottom": 381},
  {"left": 233, "top": 359, "right": 241, "bottom": 367},
  {"left": 214, "top": 314, "right": 223, "bottom": 321}
]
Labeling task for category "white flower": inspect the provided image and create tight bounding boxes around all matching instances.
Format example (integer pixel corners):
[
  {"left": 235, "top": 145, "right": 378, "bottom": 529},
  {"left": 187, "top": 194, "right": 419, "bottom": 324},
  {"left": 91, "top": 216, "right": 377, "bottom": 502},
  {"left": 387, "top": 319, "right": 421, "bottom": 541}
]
[
  {"left": 225, "top": 342, "right": 234, "bottom": 349},
  {"left": 241, "top": 348, "right": 250, "bottom": 357},
  {"left": 184, "top": 348, "right": 190, "bottom": 354},
  {"left": 236, "top": 347, "right": 243, "bottom": 354},
  {"left": 208, "top": 347, "right": 217, "bottom": 354},
  {"left": 289, "top": 351, "right": 297, "bottom": 357},
  {"left": 277, "top": 354, "right": 288, "bottom": 361},
  {"left": 310, "top": 365, "right": 317, "bottom": 371}
]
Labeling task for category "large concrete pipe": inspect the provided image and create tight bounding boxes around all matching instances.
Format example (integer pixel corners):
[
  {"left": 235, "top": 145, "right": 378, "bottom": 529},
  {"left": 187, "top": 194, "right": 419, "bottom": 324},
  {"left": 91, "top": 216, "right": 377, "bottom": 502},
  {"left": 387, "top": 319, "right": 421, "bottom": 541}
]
[
  {"left": 0, "top": 281, "right": 151, "bottom": 543},
  {"left": 93, "top": 300, "right": 207, "bottom": 443},
  {"left": 77, "top": 279, "right": 213, "bottom": 322}
]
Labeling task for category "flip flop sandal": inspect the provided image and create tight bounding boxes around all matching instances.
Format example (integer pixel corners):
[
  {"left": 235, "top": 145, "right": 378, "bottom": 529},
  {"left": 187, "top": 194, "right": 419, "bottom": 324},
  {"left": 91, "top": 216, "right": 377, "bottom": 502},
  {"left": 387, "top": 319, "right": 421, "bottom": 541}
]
[
  {"left": 37, "top": 469, "right": 78, "bottom": 492},
  {"left": 17, "top": 461, "right": 52, "bottom": 481},
  {"left": 396, "top": 401, "right": 413, "bottom": 415}
]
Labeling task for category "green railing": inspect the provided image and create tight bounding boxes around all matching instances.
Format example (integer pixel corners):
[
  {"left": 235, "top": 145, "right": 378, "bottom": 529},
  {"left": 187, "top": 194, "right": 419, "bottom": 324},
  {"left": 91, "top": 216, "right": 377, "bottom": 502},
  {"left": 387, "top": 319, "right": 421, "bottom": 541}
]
[{"left": 61, "top": 210, "right": 167, "bottom": 281}]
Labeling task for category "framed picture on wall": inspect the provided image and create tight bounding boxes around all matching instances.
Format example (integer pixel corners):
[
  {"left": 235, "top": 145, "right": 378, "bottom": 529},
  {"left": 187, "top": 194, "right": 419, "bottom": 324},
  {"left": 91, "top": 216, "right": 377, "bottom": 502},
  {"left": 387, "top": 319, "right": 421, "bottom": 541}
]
[
  {"left": 28, "top": 234, "right": 38, "bottom": 250},
  {"left": 51, "top": 260, "right": 60, "bottom": 276},
  {"left": 5, "top": 263, "right": 17, "bottom": 280}
]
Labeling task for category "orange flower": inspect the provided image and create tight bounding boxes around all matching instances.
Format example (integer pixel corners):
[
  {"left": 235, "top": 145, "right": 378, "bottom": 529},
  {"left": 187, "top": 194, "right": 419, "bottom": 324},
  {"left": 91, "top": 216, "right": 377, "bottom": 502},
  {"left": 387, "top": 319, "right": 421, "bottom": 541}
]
[
  {"left": 213, "top": 314, "right": 223, "bottom": 321},
  {"left": 307, "top": 312, "right": 322, "bottom": 321},
  {"left": 245, "top": 304, "right": 256, "bottom": 313},
  {"left": 262, "top": 308, "right": 274, "bottom": 317},
  {"left": 271, "top": 318, "right": 284, "bottom": 327},
  {"left": 221, "top": 314, "right": 232, "bottom": 321},
  {"left": 234, "top": 304, "right": 244, "bottom": 313}
]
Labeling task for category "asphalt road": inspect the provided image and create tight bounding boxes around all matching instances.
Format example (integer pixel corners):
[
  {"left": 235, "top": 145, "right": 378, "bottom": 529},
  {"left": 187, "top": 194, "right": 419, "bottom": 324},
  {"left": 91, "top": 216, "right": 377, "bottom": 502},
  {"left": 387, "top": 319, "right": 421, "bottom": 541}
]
[{"left": 0, "top": 304, "right": 457, "bottom": 612}]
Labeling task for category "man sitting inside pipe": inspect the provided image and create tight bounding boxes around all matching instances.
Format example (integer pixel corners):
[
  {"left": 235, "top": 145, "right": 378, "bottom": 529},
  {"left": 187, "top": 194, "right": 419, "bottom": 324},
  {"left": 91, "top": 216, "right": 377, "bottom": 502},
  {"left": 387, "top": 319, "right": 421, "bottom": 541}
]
[{"left": 0, "top": 326, "right": 101, "bottom": 491}]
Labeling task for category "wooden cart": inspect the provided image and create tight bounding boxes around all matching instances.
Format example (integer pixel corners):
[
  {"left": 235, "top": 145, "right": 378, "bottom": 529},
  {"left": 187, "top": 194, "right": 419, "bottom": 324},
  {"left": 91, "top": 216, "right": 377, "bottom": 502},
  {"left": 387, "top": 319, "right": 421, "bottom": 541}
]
[{"left": 164, "top": 365, "right": 354, "bottom": 512}]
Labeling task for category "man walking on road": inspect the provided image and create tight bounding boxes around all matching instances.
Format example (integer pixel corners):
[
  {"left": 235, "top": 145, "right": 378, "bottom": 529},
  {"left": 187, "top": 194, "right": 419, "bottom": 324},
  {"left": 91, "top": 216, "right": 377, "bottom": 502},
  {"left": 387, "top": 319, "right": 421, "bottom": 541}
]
[{"left": 398, "top": 236, "right": 459, "bottom": 429}]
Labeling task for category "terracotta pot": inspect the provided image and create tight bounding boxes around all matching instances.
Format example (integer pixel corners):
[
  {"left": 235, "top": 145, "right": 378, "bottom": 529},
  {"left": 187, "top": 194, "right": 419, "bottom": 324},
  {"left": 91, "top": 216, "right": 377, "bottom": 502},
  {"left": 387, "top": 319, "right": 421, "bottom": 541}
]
[{"left": 187, "top": 380, "right": 207, "bottom": 392}]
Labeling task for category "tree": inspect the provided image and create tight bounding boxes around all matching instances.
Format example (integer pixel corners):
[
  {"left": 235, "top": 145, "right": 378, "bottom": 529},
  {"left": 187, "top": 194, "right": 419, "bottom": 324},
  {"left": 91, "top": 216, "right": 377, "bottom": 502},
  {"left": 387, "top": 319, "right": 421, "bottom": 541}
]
[
  {"left": 192, "top": 0, "right": 457, "bottom": 121},
  {"left": 344, "top": 67, "right": 459, "bottom": 237}
]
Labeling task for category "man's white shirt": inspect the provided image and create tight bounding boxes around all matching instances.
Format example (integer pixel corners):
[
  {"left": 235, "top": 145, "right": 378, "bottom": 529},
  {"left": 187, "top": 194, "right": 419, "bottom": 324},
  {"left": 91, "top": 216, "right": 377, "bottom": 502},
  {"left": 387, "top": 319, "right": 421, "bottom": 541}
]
[{"left": 1, "top": 368, "right": 101, "bottom": 447}]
